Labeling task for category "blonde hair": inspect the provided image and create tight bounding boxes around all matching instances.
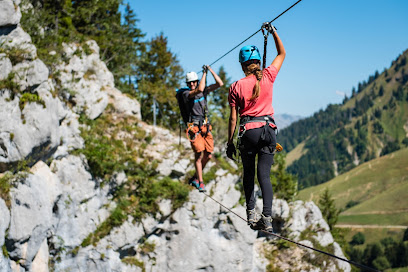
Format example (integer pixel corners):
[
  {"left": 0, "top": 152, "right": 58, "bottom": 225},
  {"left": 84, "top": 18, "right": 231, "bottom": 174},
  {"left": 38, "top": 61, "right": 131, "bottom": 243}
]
[{"left": 243, "top": 62, "right": 262, "bottom": 100}]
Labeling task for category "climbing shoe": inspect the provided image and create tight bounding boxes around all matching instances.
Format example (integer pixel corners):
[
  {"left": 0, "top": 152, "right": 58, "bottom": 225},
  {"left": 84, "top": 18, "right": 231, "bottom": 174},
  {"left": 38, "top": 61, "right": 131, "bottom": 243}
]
[
  {"left": 198, "top": 182, "right": 206, "bottom": 193},
  {"left": 251, "top": 214, "right": 273, "bottom": 232},
  {"left": 276, "top": 143, "right": 283, "bottom": 152},
  {"left": 188, "top": 177, "right": 200, "bottom": 190},
  {"left": 246, "top": 209, "right": 257, "bottom": 226}
]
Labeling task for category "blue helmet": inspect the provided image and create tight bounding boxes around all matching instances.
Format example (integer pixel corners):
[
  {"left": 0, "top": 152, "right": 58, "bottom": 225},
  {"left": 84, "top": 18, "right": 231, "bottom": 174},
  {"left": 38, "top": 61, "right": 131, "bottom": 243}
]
[{"left": 239, "top": 45, "right": 261, "bottom": 63}]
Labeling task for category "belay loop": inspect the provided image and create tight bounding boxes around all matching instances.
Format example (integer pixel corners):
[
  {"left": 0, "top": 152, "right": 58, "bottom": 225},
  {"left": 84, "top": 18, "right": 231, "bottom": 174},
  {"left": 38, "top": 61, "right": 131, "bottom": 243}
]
[{"left": 261, "top": 26, "right": 269, "bottom": 70}]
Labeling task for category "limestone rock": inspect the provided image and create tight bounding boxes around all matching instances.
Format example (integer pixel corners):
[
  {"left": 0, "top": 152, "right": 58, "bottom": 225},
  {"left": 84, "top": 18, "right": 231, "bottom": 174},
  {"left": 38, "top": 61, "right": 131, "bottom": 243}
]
[
  {"left": 0, "top": 253, "right": 12, "bottom": 272},
  {"left": 105, "top": 86, "right": 141, "bottom": 119},
  {"left": 0, "top": 0, "right": 22, "bottom": 27},
  {"left": 333, "top": 242, "right": 351, "bottom": 272},
  {"left": 0, "top": 81, "right": 65, "bottom": 171},
  {"left": 31, "top": 239, "right": 49, "bottom": 272},
  {"left": 0, "top": 26, "right": 37, "bottom": 60},
  {"left": 7, "top": 161, "right": 61, "bottom": 268},
  {"left": 12, "top": 59, "right": 49, "bottom": 91},
  {"left": 0, "top": 198, "right": 10, "bottom": 247},
  {"left": 55, "top": 41, "right": 111, "bottom": 119},
  {"left": 55, "top": 246, "right": 133, "bottom": 272},
  {"left": 52, "top": 111, "right": 84, "bottom": 159},
  {"left": 98, "top": 218, "right": 145, "bottom": 252},
  {"left": 50, "top": 155, "right": 111, "bottom": 249},
  {"left": 0, "top": 53, "right": 12, "bottom": 80}
]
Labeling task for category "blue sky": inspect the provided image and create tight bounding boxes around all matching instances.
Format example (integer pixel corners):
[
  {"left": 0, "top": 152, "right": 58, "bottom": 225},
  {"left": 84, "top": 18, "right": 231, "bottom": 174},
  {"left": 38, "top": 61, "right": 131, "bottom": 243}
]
[{"left": 127, "top": 0, "right": 408, "bottom": 117}]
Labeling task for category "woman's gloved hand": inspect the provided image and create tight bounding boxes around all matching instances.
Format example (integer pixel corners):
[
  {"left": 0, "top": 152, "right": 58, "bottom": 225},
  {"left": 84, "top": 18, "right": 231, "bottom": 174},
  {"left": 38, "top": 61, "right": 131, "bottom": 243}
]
[{"left": 226, "top": 143, "right": 236, "bottom": 161}]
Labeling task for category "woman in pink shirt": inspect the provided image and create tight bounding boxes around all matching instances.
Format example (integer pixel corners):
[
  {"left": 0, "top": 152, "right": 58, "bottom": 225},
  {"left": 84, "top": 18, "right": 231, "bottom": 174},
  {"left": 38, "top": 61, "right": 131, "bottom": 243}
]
[{"left": 227, "top": 24, "right": 286, "bottom": 232}]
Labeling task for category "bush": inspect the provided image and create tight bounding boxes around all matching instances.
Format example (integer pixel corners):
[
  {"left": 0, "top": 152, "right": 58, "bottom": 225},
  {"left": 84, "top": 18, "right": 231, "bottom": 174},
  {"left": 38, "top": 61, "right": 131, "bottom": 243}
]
[
  {"left": 403, "top": 228, "right": 408, "bottom": 242},
  {"left": 345, "top": 200, "right": 359, "bottom": 209},
  {"left": 350, "top": 232, "right": 365, "bottom": 245},
  {"left": 380, "top": 141, "right": 400, "bottom": 156},
  {"left": 19, "top": 92, "right": 46, "bottom": 111},
  {"left": 372, "top": 256, "right": 391, "bottom": 271}
]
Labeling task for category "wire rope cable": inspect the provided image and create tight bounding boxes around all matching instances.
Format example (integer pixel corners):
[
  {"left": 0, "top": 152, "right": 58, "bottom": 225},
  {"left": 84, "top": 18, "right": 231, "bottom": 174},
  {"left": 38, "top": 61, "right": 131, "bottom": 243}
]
[
  {"left": 202, "top": 191, "right": 381, "bottom": 272},
  {"left": 197, "top": 0, "right": 303, "bottom": 73}
]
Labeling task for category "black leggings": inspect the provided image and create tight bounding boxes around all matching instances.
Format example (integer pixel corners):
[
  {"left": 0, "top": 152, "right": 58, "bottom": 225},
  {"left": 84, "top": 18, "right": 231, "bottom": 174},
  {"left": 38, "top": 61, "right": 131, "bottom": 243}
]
[{"left": 240, "top": 126, "right": 276, "bottom": 217}]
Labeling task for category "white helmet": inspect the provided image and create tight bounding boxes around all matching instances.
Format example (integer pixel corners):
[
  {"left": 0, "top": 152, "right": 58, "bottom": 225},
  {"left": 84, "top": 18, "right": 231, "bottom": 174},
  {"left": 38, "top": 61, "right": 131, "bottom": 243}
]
[{"left": 186, "top": 71, "right": 198, "bottom": 83}]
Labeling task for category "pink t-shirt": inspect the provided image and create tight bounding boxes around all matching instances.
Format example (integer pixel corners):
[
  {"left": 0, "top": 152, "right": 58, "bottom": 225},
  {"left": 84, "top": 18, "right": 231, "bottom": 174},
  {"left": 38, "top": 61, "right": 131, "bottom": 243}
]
[{"left": 228, "top": 64, "right": 278, "bottom": 131}]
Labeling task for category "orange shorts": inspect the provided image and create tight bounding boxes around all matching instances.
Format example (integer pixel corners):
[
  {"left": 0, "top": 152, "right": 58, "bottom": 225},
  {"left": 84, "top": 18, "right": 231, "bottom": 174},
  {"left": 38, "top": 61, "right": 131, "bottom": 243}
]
[{"left": 187, "top": 125, "right": 214, "bottom": 154}]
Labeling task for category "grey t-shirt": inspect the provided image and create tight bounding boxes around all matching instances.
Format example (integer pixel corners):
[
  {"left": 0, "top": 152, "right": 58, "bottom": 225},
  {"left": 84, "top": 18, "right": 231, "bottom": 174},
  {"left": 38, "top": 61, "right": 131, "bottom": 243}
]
[{"left": 183, "top": 87, "right": 209, "bottom": 120}]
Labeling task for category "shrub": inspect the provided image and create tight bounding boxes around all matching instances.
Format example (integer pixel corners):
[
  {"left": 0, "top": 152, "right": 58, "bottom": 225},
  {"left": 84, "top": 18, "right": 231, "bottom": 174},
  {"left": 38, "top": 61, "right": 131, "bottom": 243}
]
[
  {"left": 0, "top": 72, "right": 19, "bottom": 95},
  {"left": 19, "top": 92, "right": 46, "bottom": 111},
  {"left": 350, "top": 232, "right": 365, "bottom": 245}
]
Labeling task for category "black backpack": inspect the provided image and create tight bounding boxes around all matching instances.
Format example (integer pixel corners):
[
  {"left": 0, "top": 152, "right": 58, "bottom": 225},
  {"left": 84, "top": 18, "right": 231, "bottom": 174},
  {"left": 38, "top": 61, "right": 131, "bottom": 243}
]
[{"left": 176, "top": 87, "right": 191, "bottom": 125}]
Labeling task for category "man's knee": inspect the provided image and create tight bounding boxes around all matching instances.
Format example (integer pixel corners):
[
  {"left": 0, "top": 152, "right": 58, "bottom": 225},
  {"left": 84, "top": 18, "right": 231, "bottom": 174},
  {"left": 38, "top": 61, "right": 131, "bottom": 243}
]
[{"left": 195, "top": 151, "right": 204, "bottom": 161}]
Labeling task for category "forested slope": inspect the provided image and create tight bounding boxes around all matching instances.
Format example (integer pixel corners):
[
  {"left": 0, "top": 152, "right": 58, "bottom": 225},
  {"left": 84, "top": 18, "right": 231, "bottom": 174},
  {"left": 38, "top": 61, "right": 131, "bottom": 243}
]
[{"left": 279, "top": 49, "right": 408, "bottom": 188}]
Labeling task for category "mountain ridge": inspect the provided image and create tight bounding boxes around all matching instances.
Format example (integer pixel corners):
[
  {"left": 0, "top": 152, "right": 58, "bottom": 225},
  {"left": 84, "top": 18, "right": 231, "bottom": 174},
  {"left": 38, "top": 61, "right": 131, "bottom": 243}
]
[{"left": 280, "top": 48, "right": 408, "bottom": 188}]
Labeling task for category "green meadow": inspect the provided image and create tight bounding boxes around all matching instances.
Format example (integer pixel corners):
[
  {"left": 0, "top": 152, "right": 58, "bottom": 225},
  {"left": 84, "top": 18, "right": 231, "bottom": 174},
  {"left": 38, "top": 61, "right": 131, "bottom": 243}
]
[{"left": 298, "top": 147, "right": 408, "bottom": 227}]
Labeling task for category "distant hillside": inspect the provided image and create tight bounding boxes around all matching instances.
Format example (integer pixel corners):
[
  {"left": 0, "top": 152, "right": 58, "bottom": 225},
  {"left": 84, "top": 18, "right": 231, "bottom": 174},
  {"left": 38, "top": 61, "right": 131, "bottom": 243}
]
[
  {"left": 280, "top": 49, "right": 408, "bottom": 188},
  {"left": 298, "top": 147, "right": 408, "bottom": 227},
  {"left": 274, "top": 113, "right": 303, "bottom": 130}
]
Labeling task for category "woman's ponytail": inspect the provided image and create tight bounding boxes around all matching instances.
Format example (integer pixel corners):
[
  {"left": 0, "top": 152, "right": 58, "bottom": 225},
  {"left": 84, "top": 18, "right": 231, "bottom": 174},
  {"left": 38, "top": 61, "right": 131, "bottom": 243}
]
[{"left": 243, "top": 63, "right": 263, "bottom": 100}]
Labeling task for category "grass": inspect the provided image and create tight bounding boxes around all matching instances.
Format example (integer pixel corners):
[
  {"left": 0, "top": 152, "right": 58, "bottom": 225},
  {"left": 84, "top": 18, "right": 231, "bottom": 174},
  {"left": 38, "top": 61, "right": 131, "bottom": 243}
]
[
  {"left": 0, "top": 72, "right": 19, "bottom": 95},
  {"left": 77, "top": 109, "right": 190, "bottom": 247},
  {"left": 285, "top": 140, "right": 308, "bottom": 167},
  {"left": 338, "top": 213, "right": 408, "bottom": 226},
  {"left": 0, "top": 171, "right": 29, "bottom": 208},
  {"left": 19, "top": 92, "right": 46, "bottom": 111},
  {"left": 344, "top": 228, "right": 405, "bottom": 248},
  {"left": 122, "top": 256, "right": 145, "bottom": 271},
  {"left": 386, "top": 267, "right": 408, "bottom": 272},
  {"left": 298, "top": 147, "right": 408, "bottom": 219}
]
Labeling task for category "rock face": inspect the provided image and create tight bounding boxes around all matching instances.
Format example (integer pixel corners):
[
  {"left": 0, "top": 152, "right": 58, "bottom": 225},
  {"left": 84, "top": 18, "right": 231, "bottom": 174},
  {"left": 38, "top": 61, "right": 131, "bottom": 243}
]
[
  {"left": 0, "top": 0, "right": 22, "bottom": 28},
  {"left": 0, "top": 2, "right": 351, "bottom": 271}
]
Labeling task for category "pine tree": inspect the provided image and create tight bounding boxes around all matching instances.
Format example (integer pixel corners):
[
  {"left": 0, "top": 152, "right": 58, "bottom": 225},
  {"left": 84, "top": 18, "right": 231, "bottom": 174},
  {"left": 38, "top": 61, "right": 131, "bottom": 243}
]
[
  {"left": 136, "top": 34, "right": 184, "bottom": 129},
  {"left": 318, "top": 188, "right": 339, "bottom": 229},
  {"left": 270, "top": 153, "right": 298, "bottom": 201},
  {"left": 207, "top": 66, "right": 231, "bottom": 143}
]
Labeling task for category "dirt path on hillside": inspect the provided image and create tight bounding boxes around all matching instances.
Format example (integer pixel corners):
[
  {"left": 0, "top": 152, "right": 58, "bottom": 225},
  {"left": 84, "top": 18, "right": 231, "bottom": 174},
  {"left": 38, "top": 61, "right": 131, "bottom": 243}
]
[
  {"left": 342, "top": 209, "right": 408, "bottom": 215},
  {"left": 335, "top": 224, "right": 407, "bottom": 229}
]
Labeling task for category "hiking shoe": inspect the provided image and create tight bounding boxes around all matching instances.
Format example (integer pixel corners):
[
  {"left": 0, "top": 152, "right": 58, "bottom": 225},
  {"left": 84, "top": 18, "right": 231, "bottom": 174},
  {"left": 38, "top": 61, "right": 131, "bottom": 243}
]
[
  {"left": 246, "top": 209, "right": 257, "bottom": 226},
  {"left": 188, "top": 177, "right": 200, "bottom": 189},
  {"left": 251, "top": 214, "right": 273, "bottom": 232},
  {"left": 198, "top": 182, "right": 206, "bottom": 193}
]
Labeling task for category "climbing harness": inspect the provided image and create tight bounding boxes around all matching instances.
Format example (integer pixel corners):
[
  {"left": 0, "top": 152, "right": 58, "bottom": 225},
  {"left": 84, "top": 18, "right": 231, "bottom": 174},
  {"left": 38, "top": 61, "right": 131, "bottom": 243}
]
[
  {"left": 197, "top": 0, "right": 304, "bottom": 73},
  {"left": 201, "top": 191, "right": 381, "bottom": 272},
  {"left": 237, "top": 115, "right": 280, "bottom": 156},
  {"left": 185, "top": 70, "right": 212, "bottom": 143}
]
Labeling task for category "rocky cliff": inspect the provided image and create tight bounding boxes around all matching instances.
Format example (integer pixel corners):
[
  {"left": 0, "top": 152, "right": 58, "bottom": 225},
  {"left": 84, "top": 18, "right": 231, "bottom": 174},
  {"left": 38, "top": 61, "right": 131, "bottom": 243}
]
[{"left": 0, "top": 1, "right": 350, "bottom": 271}]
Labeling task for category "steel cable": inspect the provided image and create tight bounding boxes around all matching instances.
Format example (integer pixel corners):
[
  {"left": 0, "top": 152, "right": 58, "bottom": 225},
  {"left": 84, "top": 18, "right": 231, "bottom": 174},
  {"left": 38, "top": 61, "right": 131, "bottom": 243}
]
[
  {"left": 197, "top": 0, "right": 304, "bottom": 73},
  {"left": 202, "top": 191, "right": 380, "bottom": 272}
]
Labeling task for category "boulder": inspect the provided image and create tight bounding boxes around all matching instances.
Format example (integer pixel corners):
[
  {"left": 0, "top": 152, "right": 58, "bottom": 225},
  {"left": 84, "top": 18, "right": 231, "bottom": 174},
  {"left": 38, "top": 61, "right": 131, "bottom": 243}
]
[
  {"left": 12, "top": 59, "right": 48, "bottom": 91},
  {"left": 0, "top": 0, "right": 22, "bottom": 27},
  {"left": 105, "top": 86, "right": 141, "bottom": 119},
  {"left": 0, "top": 26, "right": 37, "bottom": 60}
]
